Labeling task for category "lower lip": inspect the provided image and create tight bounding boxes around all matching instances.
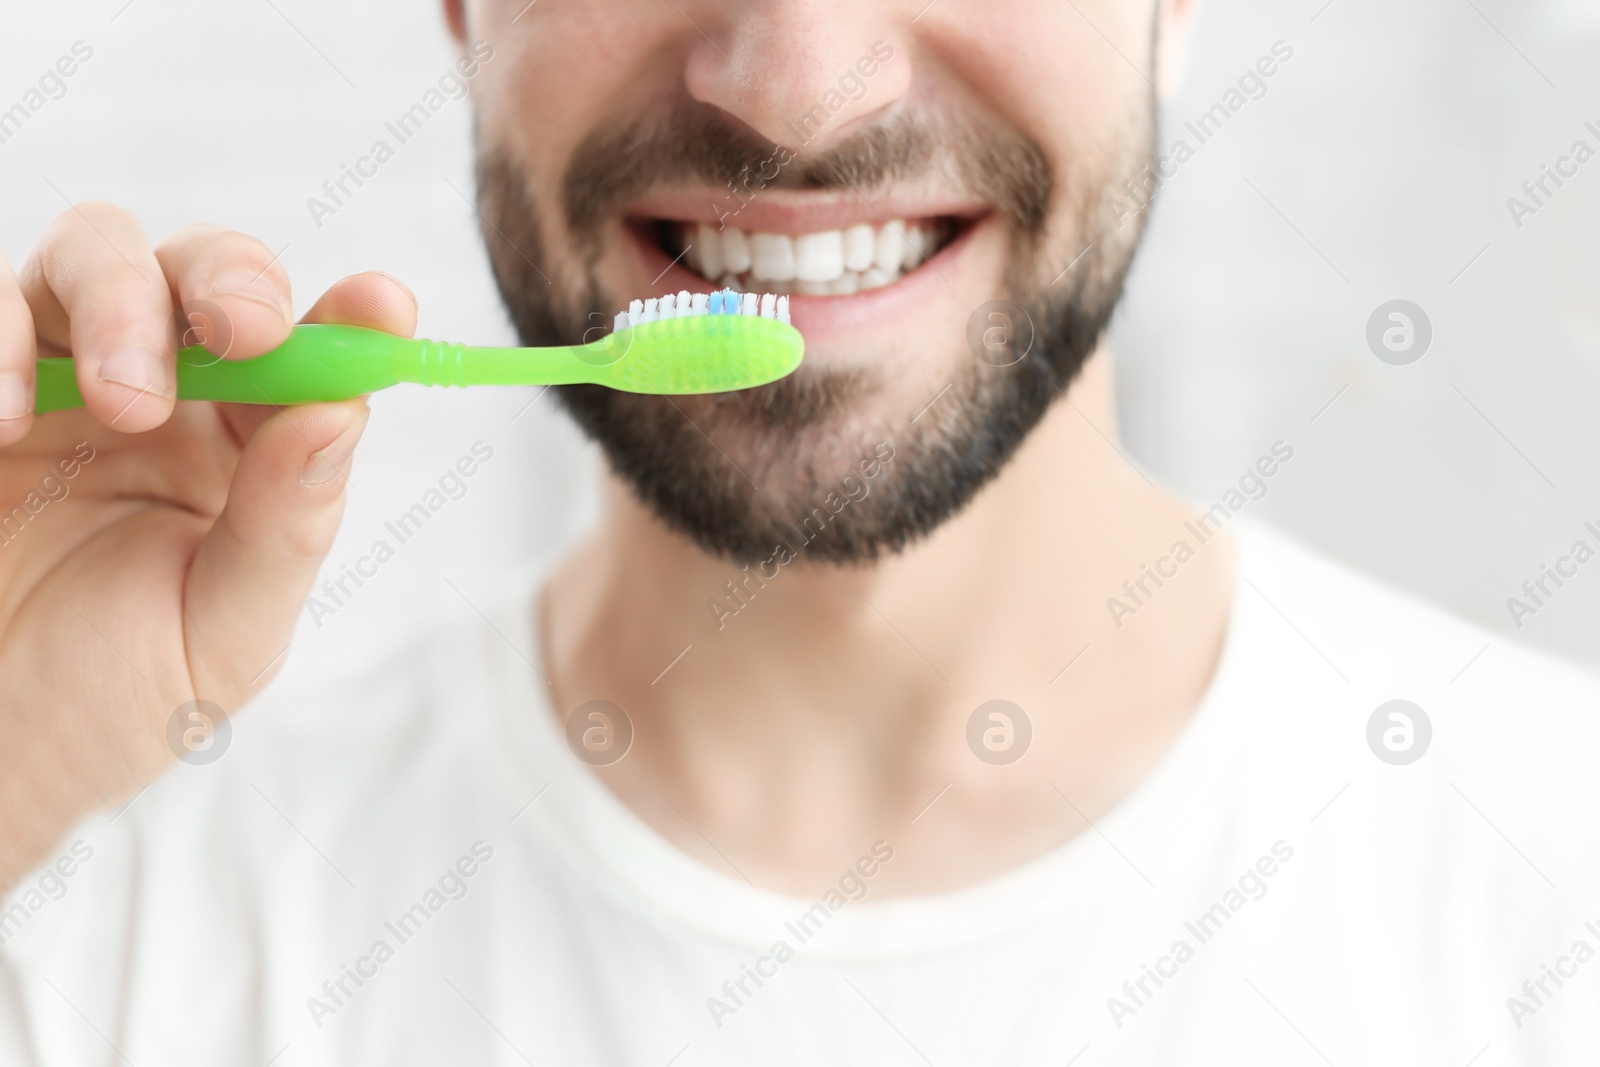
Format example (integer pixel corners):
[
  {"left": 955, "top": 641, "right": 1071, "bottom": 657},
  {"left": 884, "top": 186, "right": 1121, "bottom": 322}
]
[{"left": 625, "top": 217, "right": 989, "bottom": 346}]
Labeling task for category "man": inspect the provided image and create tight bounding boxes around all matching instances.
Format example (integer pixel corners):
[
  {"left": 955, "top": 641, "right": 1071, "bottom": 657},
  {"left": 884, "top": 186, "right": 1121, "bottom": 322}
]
[{"left": 2, "top": 0, "right": 1597, "bottom": 1063}]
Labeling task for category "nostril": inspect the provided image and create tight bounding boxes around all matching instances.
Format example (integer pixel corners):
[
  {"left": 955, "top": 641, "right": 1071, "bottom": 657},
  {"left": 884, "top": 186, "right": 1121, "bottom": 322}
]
[{"left": 683, "top": 23, "right": 911, "bottom": 151}]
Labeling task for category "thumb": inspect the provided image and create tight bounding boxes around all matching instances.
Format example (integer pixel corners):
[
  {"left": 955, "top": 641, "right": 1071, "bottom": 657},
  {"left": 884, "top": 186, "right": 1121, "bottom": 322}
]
[
  {"left": 182, "top": 397, "right": 370, "bottom": 705},
  {"left": 182, "top": 270, "right": 415, "bottom": 704}
]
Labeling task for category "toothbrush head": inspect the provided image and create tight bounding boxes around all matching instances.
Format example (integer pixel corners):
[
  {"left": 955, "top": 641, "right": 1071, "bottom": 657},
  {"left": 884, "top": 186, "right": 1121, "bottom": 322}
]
[{"left": 582, "top": 288, "right": 804, "bottom": 395}]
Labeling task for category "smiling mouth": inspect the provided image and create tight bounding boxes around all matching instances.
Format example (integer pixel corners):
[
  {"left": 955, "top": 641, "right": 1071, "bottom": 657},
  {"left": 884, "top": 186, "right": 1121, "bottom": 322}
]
[{"left": 637, "top": 217, "right": 967, "bottom": 295}]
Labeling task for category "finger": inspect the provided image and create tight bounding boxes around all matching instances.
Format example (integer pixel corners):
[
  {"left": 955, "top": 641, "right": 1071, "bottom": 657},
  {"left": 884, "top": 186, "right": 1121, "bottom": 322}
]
[
  {"left": 19, "top": 203, "right": 174, "bottom": 433},
  {"left": 154, "top": 224, "right": 293, "bottom": 361},
  {"left": 183, "top": 397, "right": 370, "bottom": 701},
  {"left": 0, "top": 251, "right": 36, "bottom": 444},
  {"left": 218, "top": 270, "right": 417, "bottom": 445},
  {"left": 301, "top": 270, "right": 417, "bottom": 333}
]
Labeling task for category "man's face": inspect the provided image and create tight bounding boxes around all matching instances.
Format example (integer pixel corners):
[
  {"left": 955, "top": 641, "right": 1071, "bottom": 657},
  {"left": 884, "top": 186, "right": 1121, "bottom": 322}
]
[{"left": 458, "top": 0, "right": 1174, "bottom": 562}]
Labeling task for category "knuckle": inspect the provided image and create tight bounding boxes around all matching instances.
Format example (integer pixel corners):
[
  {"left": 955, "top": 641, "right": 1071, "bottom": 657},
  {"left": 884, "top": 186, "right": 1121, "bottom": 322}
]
[
  {"left": 229, "top": 235, "right": 286, "bottom": 285},
  {"left": 163, "top": 227, "right": 284, "bottom": 285},
  {"left": 70, "top": 200, "right": 136, "bottom": 232},
  {"left": 156, "top": 222, "right": 223, "bottom": 257},
  {"left": 156, "top": 220, "right": 232, "bottom": 255},
  {"left": 36, "top": 204, "right": 146, "bottom": 279}
]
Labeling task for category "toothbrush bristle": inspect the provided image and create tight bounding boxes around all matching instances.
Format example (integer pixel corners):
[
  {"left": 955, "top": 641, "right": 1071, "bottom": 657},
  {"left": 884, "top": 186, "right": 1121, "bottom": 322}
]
[
  {"left": 612, "top": 289, "right": 794, "bottom": 331},
  {"left": 579, "top": 287, "right": 805, "bottom": 394}
]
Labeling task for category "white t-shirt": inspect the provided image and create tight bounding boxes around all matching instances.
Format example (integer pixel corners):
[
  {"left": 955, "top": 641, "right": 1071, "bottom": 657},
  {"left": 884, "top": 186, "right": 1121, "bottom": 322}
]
[{"left": 4, "top": 521, "right": 1600, "bottom": 1066}]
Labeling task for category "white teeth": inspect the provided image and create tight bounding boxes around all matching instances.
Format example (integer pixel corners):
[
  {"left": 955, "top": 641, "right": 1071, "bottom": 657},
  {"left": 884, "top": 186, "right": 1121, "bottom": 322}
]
[
  {"left": 749, "top": 233, "right": 796, "bottom": 281},
  {"left": 672, "top": 216, "right": 939, "bottom": 296},
  {"left": 875, "top": 223, "right": 905, "bottom": 274},
  {"left": 722, "top": 227, "right": 751, "bottom": 274},
  {"left": 695, "top": 223, "right": 723, "bottom": 280},
  {"left": 793, "top": 230, "right": 844, "bottom": 282},
  {"left": 902, "top": 225, "right": 928, "bottom": 270},
  {"left": 844, "top": 224, "right": 876, "bottom": 273}
]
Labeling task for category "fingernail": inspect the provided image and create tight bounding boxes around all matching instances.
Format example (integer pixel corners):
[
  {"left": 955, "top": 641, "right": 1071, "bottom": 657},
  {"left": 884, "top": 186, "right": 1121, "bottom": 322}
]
[
  {"left": 301, "top": 415, "right": 365, "bottom": 487},
  {"left": 0, "top": 376, "right": 30, "bottom": 420},
  {"left": 211, "top": 269, "right": 291, "bottom": 323},
  {"left": 98, "top": 348, "right": 175, "bottom": 398}
]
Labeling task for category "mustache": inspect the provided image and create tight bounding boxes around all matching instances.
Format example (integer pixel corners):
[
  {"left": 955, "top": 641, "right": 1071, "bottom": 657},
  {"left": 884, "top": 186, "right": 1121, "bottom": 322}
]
[{"left": 561, "top": 98, "right": 1053, "bottom": 251}]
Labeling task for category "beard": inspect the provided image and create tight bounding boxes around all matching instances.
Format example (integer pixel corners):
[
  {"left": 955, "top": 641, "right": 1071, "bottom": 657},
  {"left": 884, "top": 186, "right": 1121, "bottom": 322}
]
[{"left": 473, "top": 92, "right": 1155, "bottom": 565}]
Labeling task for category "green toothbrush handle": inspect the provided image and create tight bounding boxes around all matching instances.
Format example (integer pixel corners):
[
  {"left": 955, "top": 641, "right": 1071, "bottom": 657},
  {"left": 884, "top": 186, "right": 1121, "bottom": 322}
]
[{"left": 33, "top": 323, "right": 599, "bottom": 414}]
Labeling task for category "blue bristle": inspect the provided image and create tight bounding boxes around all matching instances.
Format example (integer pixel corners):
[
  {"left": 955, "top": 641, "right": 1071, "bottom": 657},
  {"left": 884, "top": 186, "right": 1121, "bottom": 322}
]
[{"left": 708, "top": 291, "right": 724, "bottom": 314}]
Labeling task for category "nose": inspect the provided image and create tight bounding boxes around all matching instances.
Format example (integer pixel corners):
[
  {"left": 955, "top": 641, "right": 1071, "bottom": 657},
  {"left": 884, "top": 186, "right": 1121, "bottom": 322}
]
[{"left": 684, "top": 2, "right": 912, "bottom": 151}]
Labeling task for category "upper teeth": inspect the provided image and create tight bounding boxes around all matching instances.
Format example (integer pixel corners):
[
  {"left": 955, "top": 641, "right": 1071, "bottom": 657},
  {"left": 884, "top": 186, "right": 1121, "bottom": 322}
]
[{"left": 684, "top": 220, "right": 933, "bottom": 293}]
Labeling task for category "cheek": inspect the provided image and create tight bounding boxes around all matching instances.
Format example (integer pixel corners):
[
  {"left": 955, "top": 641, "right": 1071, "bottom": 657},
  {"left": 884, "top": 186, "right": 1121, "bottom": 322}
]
[
  {"left": 924, "top": 0, "right": 1151, "bottom": 183},
  {"left": 475, "top": 4, "right": 680, "bottom": 232}
]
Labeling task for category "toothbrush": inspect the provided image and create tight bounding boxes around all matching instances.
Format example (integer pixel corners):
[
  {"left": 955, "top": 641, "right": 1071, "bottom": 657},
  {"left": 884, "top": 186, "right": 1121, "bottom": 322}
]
[{"left": 31, "top": 289, "right": 800, "bottom": 413}]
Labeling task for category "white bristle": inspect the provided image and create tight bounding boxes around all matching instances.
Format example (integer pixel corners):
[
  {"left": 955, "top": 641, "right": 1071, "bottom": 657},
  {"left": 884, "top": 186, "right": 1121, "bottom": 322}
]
[{"left": 614, "top": 290, "right": 800, "bottom": 330}]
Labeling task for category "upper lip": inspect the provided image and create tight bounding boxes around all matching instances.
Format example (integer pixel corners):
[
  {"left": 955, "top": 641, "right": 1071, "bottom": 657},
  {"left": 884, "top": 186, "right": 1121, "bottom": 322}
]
[{"left": 623, "top": 188, "right": 991, "bottom": 235}]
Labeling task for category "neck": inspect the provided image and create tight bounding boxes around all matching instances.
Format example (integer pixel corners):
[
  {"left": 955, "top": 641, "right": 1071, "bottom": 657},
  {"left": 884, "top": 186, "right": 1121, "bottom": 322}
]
[{"left": 541, "top": 346, "right": 1235, "bottom": 897}]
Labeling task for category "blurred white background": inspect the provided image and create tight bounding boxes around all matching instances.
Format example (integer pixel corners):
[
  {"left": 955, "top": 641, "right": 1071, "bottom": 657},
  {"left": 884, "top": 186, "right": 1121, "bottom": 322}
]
[{"left": 1, "top": 0, "right": 1597, "bottom": 691}]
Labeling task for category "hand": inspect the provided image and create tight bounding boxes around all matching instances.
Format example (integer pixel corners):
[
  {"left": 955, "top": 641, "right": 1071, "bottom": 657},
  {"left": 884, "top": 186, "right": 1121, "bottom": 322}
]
[{"left": 0, "top": 203, "right": 416, "bottom": 887}]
